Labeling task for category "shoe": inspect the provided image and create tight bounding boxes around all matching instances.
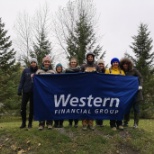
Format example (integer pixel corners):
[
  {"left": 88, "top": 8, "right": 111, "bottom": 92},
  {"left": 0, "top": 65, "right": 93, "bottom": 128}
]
[
  {"left": 133, "top": 124, "right": 138, "bottom": 129},
  {"left": 82, "top": 126, "right": 87, "bottom": 130},
  {"left": 47, "top": 125, "right": 52, "bottom": 129},
  {"left": 38, "top": 125, "right": 44, "bottom": 130},
  {"left": 118, "top": 125, "right": 124, "bottom": 130},
  {"left": 123, "top": 123, "right": 128, "bottom": 127},
  {"left": 28, "top": 123, "right": 32, "bottom": 128},
  {"left": 111, "top": 127, "right": 117, "bottom": 131},
  {"left": 69, "top": 124, "right": 72, "bottom": 127},
  {"left": 74, "top": 124, "right": 78, "bottom": 128},
  {"left": 89, "top": 126, "right": 95, "bottom": 130},
  {"left": 20, "top": 123, "right": 26, "bottom": 129},
  {"left": 59, "top": 125, "right": 63, "bottom": 128}
]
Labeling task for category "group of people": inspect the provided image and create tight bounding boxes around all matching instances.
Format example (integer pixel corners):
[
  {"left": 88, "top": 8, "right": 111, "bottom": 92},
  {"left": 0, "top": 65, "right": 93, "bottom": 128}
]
[{"left": 18, "top": 52, "right": 143, "bottom": 131}]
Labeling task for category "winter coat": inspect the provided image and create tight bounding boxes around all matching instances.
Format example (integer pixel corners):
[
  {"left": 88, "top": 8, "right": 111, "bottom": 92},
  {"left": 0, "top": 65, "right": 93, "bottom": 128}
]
[
  {"left": 81, "top": 63, "right": 100, "bottom": 72},
  {"left": 65, "top": 66, "right": 81, "bottom": 73},
  {"left": 105, "top": 67, "right": 125, "bottom": 75},
  {"left": 120, "top": 58, "right": 143, "bottom": 102},
  {"left": 18, "top": 66, "right": 38, "bottom": 94},
  {"left": 36, "top": 69, "right": 55, "bottom": 75}
]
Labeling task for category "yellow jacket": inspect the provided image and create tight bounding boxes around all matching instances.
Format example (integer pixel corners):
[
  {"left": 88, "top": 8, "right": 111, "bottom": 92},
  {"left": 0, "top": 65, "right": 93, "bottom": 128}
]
[{"left": 105, "top": 67, "right": 125, "bottom": 75}]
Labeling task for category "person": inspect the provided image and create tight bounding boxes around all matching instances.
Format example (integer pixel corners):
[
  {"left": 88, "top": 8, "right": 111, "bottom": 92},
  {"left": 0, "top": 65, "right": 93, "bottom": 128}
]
[
  {"left": 96, "top": 59, "right": 106, "bottom": 127},
  {"left": 81, "top": 52, "right": 100, "bottom": 130},
  {"left": 65, "top": 57, "right": 80, "bottom": 128},
  {"left": 54, "top": 63, "right": 64, "bottom": 128},
  {"left": 36, "top": 55, "right": 55, "bottom": 130},
  {"left": 105, "top": 57, "right": 125, "bottom": 131},
  {"left": 18, "top": 58, "right": 38, "bottom": 128},
  {"left": 120, "top": 58, "right": 143, "bottom": 128}
]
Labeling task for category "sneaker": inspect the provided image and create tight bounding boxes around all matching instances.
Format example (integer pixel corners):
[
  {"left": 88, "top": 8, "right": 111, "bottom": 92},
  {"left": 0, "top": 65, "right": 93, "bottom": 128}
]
[
  {"left": 89, "top": 126, "right": 95, "bottom": 130},
  {"left": 118, "top": 125, "right": 124, "bottom": 130},
  {"left": 123, "top": 123, "right": 128, "bottom": 127},
  {"left": 38, "top": 125, "right": 44, "bottom": 130},
  {"left": 133, "top": 124, "right": 138, "bottom": 129},
  {"left": 69, "top": 124, "right": 72, "bottom": 127},
  {"left": 111, "top": 127, "right": 117, "bottom": 131},
  {"left": 74, "top": 124, "right": 78, "bottom": 128},
  {"left": 82, "top": 126, "right": 87, "bottom": 130},
  {"left": 48, "top": 125, "right": 52, "bottom": 129}
]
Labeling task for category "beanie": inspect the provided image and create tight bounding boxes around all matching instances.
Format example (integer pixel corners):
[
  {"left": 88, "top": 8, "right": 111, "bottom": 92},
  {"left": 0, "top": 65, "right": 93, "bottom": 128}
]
[
  {"left": 56, "top": 63, "right": 63, "bottom": 68},
  {"left": 29, "top": 58, "right": 38, "bottom": 65},
  {"left": 97, "top": 59, "right": 105, "bottom": 65},
  {"left": 42, "top": 56, "right": 51, "bottom": 63},
  {"left": 111, "top": 58, "right": 120, "bottom": 65}
]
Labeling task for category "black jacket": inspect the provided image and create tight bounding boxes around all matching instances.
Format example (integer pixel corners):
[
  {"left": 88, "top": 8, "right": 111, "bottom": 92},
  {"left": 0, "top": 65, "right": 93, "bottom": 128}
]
[{"left": 18, "top": 67, "right": 38, "bottom": 94}]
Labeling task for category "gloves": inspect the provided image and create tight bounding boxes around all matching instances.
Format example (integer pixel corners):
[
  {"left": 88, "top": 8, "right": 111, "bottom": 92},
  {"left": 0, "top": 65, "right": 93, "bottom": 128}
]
[
  {"left": 18, "top": 92, "right": 22, "bottom": 96},
  {"left": 138, "top": 86, "right": 142, "bottom": 90}
]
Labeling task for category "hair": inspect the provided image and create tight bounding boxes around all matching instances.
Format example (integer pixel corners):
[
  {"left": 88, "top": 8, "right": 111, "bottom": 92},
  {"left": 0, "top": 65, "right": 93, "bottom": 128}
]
[
  {"left": 69, "top": 57, "right": 78, "bottom": 67},
  {"left": 120, "top": 58, "right": 133, "bottom": 71}
]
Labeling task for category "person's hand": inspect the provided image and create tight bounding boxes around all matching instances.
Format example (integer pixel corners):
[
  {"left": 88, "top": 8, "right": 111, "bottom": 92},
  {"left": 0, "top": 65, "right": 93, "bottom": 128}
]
[{"left": 138, "top": 86, "right": 142, "bottom": 90}]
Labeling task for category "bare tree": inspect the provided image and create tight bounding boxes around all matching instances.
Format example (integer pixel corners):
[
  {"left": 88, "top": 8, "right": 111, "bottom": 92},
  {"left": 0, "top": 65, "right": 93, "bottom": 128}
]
[
  {"left": 52, "top": 0, "right": 104, "bottom": 63},
  {"left": 14, "top": 12, "right": 33, "bottom": 65}
]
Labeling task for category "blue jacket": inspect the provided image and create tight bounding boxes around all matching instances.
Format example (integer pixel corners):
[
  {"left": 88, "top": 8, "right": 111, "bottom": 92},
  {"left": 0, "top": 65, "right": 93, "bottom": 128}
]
[{"left": 18, "top": 67, "right": 38, "bottom": 93}]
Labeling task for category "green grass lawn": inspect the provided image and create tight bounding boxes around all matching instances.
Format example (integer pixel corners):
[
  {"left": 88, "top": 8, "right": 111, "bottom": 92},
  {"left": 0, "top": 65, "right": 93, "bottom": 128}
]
[{"left": 0, "top": 118, "right": 154, "bottom": 154}]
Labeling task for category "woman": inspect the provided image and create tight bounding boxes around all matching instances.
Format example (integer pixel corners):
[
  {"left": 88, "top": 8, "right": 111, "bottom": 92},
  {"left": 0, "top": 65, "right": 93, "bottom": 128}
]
[
  {"left": 106, "top": 57, "right": 125, "bottom": 131},
  {"left": 54, "top": 63, "right": 64, "bottom": 128},
  {"left": 65, "top": 57, "right": 80, "bottom": 128},
  {"left": 120, "top": 58, "right": 143, "bottom": 128},
  {"left": 36, "top": 55, "right": 55, "bottom": 130}
]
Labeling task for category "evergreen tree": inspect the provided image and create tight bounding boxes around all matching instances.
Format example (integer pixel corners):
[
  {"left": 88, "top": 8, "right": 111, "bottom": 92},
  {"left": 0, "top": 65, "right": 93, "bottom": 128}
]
[
  {"left": 66, "top": 8, "right": 102, "bottom": 65},
  {"left": 0, "top": 18, "right": 16, "bottom": 70},
  {"left": 0, "top": 18, "right": 21, "bottom": 115},
  {"left": 126, "top": 23, "right": 154, "bottom": 118},
  {"left": 31, "top": 28, "right": 52, "bottom": 66}
]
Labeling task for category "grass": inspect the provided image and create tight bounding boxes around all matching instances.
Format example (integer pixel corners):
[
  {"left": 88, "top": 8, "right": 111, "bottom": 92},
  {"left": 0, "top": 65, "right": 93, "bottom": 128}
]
[{"left": 0, "top": 118, "right": 154, "bottom": 154}]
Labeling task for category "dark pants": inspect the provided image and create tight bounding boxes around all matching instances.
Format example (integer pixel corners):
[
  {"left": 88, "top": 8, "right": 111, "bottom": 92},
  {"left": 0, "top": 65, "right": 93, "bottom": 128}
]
[
  {"left": 39, "top": 121, "right": 53, "bottom": 126},
  {"left": 54, "top": 120, "right": 63, "bottom": 128},
  {"left": 110, "top": 120, "right": 122, "bottom": 128},
  {"left": 20, "top": 92, "right": 33, "bottom": 125},
  {"left": 96, "top": 120, "right": 103, "bottom": 126},
  {"left": 69, "top": 119, "right": 78, "bottom": 125},
  {"left": 124, "top": 101, "right": 140, "bottom": 125}
]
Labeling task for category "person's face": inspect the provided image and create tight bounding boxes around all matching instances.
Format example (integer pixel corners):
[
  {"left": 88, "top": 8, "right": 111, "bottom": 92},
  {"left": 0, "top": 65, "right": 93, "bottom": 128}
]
[
  {"left": 56, "top": 66, "right": 62, "bottom": 73},
  {"left": 123, "top": 63, "right": 129, "bottom": 70},
  {"left": 43, "top": 60, "right": 51, "bottom": 69},
  {"left": 112, "top": 62, "right": 119, "bottom": 68},
  {"left": 98, "top": 63, "right": 104, "bottom": 70},
  {"left": 87, "top": 55, "right": 94, "bottom": 62},
  {"left": 30, "top": 61, "right": 37, "bottom": 68},
  {"left": 70, "top": 59, "right": 77, "bottom": 68}
]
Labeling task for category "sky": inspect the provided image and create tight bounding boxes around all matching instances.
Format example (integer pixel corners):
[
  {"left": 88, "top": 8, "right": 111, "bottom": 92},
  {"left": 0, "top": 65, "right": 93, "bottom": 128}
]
[{"left": 0, "top": 0, "right": 154, "bottom": 66}]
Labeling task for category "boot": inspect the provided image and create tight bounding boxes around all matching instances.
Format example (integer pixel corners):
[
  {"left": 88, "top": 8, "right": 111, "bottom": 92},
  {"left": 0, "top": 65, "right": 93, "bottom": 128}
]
[
  {"left": 20, "top": 110, "right": 26, "bottom": 128},
  {"left": 20, "top": 123, "right": 26, "bottom": 128},
  {"left": 28, "top": 115, "right": 33, "bottom": 128}
]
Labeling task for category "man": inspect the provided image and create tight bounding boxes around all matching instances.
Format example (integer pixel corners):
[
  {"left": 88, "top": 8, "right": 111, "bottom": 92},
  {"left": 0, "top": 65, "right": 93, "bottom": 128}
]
[
  {"left": 18, "top": 58, "right": 38, "bottom": 128},
  {"left": 81, "top": 52, "right": 100, "bottom": 130}
]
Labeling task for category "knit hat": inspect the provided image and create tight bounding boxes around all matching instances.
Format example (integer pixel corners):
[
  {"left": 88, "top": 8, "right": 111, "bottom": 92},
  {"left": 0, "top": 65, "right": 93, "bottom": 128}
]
[
  {"left": 97, "top": 59, "right": 105, "bottom": 65},
  {"left": 56, "top": 63, "right": 63, "bottom": 68},
  {"left": 111, "top": 58, "right": 120, "bottom": 65},
  {"left": 42, "top": 56, "right": 51, "bottom": 63},
  {"left": 29, "top": 58, "right": 38, "bottom": 65}
]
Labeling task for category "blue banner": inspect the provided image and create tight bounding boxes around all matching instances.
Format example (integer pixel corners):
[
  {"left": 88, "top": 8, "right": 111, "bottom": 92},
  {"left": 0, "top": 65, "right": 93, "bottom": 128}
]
[{"left": 33, "top": 72, "right": 138, "bottom": 121}]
